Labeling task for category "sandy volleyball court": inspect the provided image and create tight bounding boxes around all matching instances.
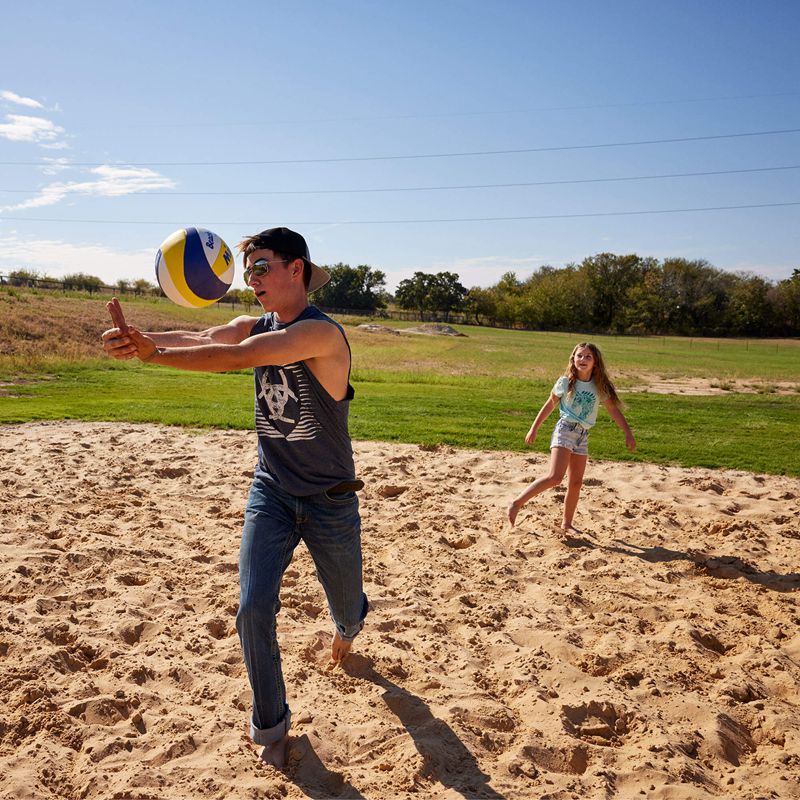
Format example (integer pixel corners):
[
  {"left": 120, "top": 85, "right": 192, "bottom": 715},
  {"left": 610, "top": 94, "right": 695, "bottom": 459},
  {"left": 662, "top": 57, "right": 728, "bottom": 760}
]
[{"left": 1, "top": 421, "right": 798, "bottom": 799}]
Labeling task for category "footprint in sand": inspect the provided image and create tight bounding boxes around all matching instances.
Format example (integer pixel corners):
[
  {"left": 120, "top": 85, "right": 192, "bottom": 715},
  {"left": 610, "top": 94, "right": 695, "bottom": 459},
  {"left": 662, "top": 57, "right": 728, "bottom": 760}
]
[
  {"left": 147, "top": 735, "right": 198, "bottom": 766},
  {"left": 68, "top": 696, "right": 133, "bottom": 726},
  {"left": 513, "top": 743, "right": 589, "bottom": 776},
  {"left": 377, "top": 484, "right": 408, "bottom": 498},
  {"left": 441, "top": 533, "right": 476, "bottom": 550},
  {"left": 561, "top": 701, "right": 634, "bottom": 746},
  {"left": 117, "top": 621, "right": 160, "bottom": 646}
]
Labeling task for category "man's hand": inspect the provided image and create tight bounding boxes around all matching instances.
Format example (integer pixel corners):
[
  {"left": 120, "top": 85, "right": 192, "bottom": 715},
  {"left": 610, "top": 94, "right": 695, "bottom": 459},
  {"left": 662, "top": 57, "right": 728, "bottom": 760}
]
[
  {"left": 107, "top": 297, "right": 128, "bottom": 333},
  {"left": 102, "top": 298, "right": 157, "bottom": 361}
]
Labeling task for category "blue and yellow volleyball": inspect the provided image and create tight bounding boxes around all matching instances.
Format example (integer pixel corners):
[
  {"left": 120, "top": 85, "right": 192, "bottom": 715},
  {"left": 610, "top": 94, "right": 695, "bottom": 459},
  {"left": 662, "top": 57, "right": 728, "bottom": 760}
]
[{"left": 155, "top": 227, "right": 235, "bottom": 308}]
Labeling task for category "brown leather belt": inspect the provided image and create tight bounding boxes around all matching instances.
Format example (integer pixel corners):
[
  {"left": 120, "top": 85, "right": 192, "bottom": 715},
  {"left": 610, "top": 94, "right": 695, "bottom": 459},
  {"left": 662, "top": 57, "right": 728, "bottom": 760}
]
[{"left": 327, "top": 480, "right": 365, "bottom": 495}]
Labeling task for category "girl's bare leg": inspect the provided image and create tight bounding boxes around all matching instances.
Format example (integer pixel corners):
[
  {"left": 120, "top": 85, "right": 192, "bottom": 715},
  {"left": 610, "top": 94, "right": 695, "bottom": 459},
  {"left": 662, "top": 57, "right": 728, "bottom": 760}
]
[
  {"left": 561, "top": 452, "right": 588, "bottom": 531},
  {"left": 508, "top": 447, "right": 571, "bottom": 526}
]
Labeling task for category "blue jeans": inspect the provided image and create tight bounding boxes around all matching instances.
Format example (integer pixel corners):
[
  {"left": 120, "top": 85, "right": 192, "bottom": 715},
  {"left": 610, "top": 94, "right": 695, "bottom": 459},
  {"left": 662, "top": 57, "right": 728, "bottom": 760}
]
[{"left": 236, "top": 475, "right": 368, "bottom": 746}]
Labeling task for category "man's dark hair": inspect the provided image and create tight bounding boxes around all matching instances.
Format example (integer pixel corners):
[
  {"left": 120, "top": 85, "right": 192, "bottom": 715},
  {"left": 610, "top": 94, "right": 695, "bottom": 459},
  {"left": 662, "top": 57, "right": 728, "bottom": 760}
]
[{"left": 237, "top": 234, "right": 311, "bottom": 289}]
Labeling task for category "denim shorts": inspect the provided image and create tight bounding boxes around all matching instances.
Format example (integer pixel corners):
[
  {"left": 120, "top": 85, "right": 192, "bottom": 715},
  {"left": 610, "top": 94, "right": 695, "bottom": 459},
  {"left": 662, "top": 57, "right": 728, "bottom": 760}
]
[{"left": 550, "top": 418, "right": 590, "bottom": 456}]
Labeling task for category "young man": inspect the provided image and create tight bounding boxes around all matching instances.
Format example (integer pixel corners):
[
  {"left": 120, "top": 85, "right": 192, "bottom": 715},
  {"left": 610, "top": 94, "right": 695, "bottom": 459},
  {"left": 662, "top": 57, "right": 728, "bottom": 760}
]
[{"left": 102, "top": 227, "right": 368, "bottom": 769}]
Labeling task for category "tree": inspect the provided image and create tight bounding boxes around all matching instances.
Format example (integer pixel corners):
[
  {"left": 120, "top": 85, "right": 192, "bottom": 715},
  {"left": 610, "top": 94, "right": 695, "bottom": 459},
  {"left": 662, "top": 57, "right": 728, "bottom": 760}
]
[
  {"left": 518, "top": 265, "right": 591, "bottom": 331},
  {"left": 486, "top": 271, "right": 523, "bottom": 327},
  {"left": 7, "top": 269, "right": 41, "bottom": 287},
  {"left": 427, "top": 271, "right": 467, "bottom": 321},
  {"left": 395, "top": 272, "right": 436, "bottom": 319},
  {"left": 773, "top": 269, "right": 800, "bottom": 335},
  {"left": 62, "top": 272, "right": 104, "bottom": 293},
  {"left": 660, "top": 258, "right": 731, "bottom": 335},
  {"left": 313, "top": 263, "right": 388, "bottom": 310},
  {"left": 725, "top": 273, "right": 771, "bottom": 336},
  {"left": 582, "top": 253, "right": 649, "bottom": 332},
  {"left": 222, "top": 288, "right": 255, "bottom": 309},
  {"left": 133, "top": 278, "right": 157, "bottom": 296},
  {"left": 395, "top": 271, "right": 467, "bottom": 320},
  {"left": 464, "top": 287, "right": 498, "bottom": 326}
]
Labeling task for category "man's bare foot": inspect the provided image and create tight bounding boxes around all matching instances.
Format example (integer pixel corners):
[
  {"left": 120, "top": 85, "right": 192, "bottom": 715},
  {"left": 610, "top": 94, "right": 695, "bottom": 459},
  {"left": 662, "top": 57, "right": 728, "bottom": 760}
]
[
  {"left": 331, "top": 631, "right": 352, "bottom": 663},
  {"left": 507, "top": 501, "right": 521, "bottom": 527},
  {"left": 259, "top": 734, "right": 289, "bottom": 770}
]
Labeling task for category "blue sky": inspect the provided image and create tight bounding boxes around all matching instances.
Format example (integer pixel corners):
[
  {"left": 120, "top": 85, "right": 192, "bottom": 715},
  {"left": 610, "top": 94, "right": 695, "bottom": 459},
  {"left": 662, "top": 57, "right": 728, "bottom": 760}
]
[{"left": 1, "top": 0, "right": 798, "bottom": 292}]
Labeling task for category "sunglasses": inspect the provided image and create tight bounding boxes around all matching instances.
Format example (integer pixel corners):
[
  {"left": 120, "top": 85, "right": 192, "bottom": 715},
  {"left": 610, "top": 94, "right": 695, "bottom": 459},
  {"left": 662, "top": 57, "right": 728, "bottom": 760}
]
[{"left": 243, "top": 258, "right": 289, "bottom": 283}]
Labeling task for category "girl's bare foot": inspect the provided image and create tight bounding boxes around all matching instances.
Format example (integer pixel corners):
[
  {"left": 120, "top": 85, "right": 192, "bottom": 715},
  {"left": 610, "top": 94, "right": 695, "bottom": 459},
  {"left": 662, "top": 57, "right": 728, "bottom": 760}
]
[
  {"left": 259, "top": 734, "right": 289, "bottom": 769},
  {"left": 560, "top": 523, "right": 582, "bottom": 536},
  {"left": 507, "top": 501, "right": 522, "bottom": 527}
]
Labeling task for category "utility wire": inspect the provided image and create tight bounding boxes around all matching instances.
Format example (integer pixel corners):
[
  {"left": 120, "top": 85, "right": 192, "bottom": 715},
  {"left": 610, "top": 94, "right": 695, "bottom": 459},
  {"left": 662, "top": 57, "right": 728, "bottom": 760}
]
[
  {"left": 1, "top": 128, "right": 799, "bottom": 167},
  {"left": 127, "top": 91, "right": 800, "bottom": 127},
  {"left": 2, "top": 201, "right": 798, "bottom": 226},
  {"left": 1, "top": 164, "right": 797, "bottom": 196}
]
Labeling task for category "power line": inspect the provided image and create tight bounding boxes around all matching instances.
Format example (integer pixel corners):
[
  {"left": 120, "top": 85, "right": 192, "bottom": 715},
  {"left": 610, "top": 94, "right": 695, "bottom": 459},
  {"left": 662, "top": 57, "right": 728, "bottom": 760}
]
[
  {"left": 2, "top": 201, "right": 798, "bottom": 226},
  {"left": 1, "top": 164, "right": 797, "bottom": 196},
  {"left": 126, "top": 91, "right": 800, "bottom": 127},
  {"left": 1, "top": 128, "right": 798, "bottom": 168}
]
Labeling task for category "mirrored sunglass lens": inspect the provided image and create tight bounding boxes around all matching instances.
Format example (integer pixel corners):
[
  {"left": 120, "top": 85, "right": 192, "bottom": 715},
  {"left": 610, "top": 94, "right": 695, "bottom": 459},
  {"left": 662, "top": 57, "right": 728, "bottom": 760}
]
[{"left": 245, "top": 261, "right": 269, "bottom": 281}]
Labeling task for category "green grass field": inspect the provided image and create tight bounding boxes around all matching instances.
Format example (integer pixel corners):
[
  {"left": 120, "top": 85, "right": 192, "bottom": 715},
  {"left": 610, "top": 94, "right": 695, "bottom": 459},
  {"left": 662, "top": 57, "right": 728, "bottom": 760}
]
[{"left": 1, "top": 290, "right": 798, "bottom": 476}]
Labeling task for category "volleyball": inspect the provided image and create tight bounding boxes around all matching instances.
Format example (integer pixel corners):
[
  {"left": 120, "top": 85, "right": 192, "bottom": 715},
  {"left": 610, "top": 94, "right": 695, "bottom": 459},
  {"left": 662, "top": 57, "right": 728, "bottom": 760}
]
[{"left": 155, "top": 227, "right": 235, "bottom": 308}]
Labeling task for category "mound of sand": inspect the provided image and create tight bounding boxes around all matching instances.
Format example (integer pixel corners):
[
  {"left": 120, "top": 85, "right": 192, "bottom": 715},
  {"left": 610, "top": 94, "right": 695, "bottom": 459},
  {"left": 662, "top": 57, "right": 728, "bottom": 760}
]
[
  {"left": 357, "top": 324, "right": 400, "bottom": 335},
  {"left": 1, "top": 421, "right": 798, "bottom": 799},
  {"left": 405, "top": 324, "right": 466, "bottom": 337}
]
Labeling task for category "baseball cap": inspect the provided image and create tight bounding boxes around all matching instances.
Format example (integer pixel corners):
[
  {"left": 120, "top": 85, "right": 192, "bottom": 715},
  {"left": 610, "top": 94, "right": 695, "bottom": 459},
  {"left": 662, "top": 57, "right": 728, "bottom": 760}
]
[{"left": 246, "top": 227, "right": 330, "bottom": 292}]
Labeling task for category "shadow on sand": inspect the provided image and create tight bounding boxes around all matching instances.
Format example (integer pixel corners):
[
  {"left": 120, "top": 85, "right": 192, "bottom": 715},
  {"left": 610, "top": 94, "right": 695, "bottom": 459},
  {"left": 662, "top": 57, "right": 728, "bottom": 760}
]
[
  {"left": 569, "top": 534, "right": 800, "bottom": 592},
  {"left": 287, "top": 733, "right": 366, "bottom": 799},
  {"left": 342, "top": 654, "right": 506, "bottom": 799}
]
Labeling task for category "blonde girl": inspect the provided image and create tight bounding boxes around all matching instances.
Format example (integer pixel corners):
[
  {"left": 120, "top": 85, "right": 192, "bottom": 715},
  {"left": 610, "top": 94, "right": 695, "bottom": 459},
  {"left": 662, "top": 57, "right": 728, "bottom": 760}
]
[{"left": 507, "top": 342, "right": 636, "bottom": 532}]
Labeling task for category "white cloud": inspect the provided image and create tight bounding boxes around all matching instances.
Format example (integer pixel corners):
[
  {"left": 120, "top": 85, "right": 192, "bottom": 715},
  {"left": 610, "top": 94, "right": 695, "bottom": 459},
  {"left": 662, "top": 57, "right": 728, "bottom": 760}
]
[
  {"left": 0, "top": 234, "right": 155, "bottom": 285},
  {"left": 40, "top": 157, "right": 72, "bottom": 175},
  {"left": 723, "top": 260, "right": 795, "bottom": 282},
  {"left": 0, "top": 114, "right": 65, "bottom": 144},
  {"left": 1, "top": 90, "right": 43, "bottom": 109},
  {"left": 40, "top": 140, "right": 70, "bottom": 151},
  {"left": 379, "top": 255, "right": 548, "bottom": 291},
  {"left": 431, "top": 254, "right": 547, "bottom": 288},
  {"left": 1, "top": 165, "right": 176, "bottom": 212}
]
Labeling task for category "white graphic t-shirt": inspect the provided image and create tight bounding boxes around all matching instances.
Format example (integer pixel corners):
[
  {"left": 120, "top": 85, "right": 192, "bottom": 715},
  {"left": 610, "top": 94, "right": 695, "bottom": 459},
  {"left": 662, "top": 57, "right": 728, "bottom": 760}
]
[{"left": 552, "top": 375, "right": 606, "bottom": 429}]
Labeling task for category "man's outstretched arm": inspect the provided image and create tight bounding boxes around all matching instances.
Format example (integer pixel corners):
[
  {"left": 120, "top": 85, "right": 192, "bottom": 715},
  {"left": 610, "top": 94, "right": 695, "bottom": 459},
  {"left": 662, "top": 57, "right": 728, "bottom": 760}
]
[
  {"left": 128, "top": 319, "right": 344, "bottom": 373},
  {"left": 102, "top": 298, "right": 257, "bottom": 360}
]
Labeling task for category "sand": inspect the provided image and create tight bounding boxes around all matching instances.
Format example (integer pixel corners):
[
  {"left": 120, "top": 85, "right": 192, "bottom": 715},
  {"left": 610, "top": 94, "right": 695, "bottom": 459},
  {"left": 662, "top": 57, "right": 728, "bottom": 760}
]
[{"left": 1, "top": 421, "right": 798, "bottom": 800}]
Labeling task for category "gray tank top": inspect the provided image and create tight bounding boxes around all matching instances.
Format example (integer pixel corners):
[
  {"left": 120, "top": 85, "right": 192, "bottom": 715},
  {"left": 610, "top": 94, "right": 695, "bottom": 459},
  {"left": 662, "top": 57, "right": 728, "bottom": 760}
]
[{"left": 250, "top": 306, "right": 356, "bottom": 496}]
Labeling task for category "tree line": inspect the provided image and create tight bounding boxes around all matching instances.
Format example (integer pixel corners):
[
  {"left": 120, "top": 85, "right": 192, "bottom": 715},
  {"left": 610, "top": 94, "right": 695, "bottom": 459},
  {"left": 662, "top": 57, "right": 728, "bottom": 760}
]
[
  {"left": 463, "top": 255, "right": 800, "bottom": 337},
  {"left": 316, "top": 255, "right": 799, "bottom": 337},
  {"left": 314, "top": 254, "right": 800, "bottom": 337},
  {"left": 5, "top": 254, "right": 799, "bottom": 337},
  {"left": 1, "top": 269, "right": 258, "bottom": 307}
]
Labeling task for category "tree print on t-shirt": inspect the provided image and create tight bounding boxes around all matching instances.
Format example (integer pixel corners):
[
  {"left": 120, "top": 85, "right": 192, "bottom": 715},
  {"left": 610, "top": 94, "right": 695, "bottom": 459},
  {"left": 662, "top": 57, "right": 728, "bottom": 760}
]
[{"left": 571, "top": 389, "right": 597, "bottom": 422}]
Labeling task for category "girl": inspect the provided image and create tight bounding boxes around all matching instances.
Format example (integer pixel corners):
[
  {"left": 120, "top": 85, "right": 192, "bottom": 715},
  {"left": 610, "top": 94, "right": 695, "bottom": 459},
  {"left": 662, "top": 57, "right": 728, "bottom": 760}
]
[{"left": 507, "top": 342, "right": 636, "bottom": 532}]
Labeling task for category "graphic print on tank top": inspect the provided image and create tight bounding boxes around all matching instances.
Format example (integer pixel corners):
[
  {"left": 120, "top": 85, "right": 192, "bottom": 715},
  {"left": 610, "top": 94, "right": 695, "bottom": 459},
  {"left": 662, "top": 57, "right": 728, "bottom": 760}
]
[{"left": 255, "top": 364, "right": 323, "bottom": 441}]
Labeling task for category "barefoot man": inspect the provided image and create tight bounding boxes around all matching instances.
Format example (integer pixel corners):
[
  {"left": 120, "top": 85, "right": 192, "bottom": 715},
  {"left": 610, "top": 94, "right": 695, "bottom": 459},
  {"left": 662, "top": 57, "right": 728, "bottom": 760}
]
[{"left": 102, "top": 227, "right": 368, "bottom": 769}]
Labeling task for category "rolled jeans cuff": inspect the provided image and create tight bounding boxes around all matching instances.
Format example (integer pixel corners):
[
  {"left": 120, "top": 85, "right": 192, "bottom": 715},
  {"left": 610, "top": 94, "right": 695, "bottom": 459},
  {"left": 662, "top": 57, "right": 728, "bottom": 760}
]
[
  {"left": 338, "top": 625, "right": 362, "bottom": 643},
  {"left": 335, "top": 595, "right": 369, "bottom": 642},
  {"left": 250, "top": 706, "right": 291, "bottom": 746}
]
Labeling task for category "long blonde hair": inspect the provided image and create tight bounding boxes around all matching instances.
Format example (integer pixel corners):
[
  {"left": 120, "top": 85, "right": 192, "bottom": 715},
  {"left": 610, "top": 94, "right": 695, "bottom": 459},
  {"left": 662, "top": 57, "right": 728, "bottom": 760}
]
[{"left": 565, "top": 342, "right": 621, "bottom": 406}]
